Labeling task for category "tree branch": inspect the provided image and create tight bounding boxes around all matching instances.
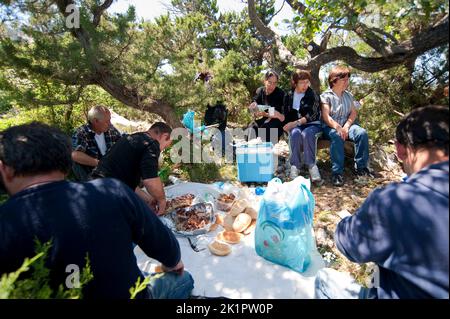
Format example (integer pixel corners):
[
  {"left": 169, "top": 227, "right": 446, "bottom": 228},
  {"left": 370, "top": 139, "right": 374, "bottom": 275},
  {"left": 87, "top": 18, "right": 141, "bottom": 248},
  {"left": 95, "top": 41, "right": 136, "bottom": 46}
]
[
  {"left": 250, "top": 0, "right": 449, "bottom": 75},
  {"left": 285, "top": 0, "right": 306, "bottom": 15},
  {"left": 310, "top": 16, "right": 448, "bottom": 72},
  {"left": 92, "top": 0, "right": 114, "bottom": 27},
  {"left": 53, "top": 0, "right": 182, "bottom": 127},
  {"left": 247, "top": 0, "right": 306, "bottom": 67},
  {"left": 351, "top": 22, "right": 394, "bottom": 56}
]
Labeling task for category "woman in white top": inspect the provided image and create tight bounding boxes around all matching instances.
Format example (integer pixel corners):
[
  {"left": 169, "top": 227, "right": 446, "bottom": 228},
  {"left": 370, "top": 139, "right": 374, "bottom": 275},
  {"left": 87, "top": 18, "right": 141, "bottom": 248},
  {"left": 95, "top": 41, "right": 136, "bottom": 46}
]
[{"left": 283, "top": 70, "right": 322, "bottom": 184}]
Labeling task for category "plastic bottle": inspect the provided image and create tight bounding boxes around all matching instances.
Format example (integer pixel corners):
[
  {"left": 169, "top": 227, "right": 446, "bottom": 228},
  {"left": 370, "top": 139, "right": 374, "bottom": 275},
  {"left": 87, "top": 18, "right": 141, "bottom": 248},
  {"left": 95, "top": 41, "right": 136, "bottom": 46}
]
[
  {"left": 255, "top": 187, "right": 266, "bottom": 196},
  {"left": 168, "top": 175, "right": 181, "bottom": 185}
]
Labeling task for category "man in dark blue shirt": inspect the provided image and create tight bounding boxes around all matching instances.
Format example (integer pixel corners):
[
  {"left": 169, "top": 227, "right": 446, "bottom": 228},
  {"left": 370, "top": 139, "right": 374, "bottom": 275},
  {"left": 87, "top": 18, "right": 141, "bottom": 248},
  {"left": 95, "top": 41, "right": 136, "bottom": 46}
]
[
  {"left": 0, "top": 122, "right": 193, "bottom": 299},
  {"left": 315, "top": 105, "right": 449, "bottom": 299}
]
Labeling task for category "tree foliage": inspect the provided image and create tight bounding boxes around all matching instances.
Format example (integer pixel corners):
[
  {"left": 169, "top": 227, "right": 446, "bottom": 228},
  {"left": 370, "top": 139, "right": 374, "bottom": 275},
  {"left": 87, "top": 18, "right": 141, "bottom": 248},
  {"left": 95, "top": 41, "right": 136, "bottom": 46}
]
[
  {"left": 0, "top": 240, "right": 93, "bottom": 299},
  {"left": 0, "top": 0, "right": 279, "bottom": 127},
  {"left": 0, "top": 0, "right": 448, "bottom": 132}
]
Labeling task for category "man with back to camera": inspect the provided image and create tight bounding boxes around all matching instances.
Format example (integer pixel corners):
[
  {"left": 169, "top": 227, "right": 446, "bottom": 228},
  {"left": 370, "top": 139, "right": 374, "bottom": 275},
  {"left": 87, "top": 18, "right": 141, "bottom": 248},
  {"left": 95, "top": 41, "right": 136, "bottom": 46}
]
[
  {"left": 71, "top": 105, "right": 121, "bottom": 181},
  {"left": 92, "top": 122, "right": 172, "bottom": 215},
  {"left": 315, "top": 105, "right": 449, "bottom": 299},
  {"left": 0, "top": 122, "right": 194, "bottom": 299}
]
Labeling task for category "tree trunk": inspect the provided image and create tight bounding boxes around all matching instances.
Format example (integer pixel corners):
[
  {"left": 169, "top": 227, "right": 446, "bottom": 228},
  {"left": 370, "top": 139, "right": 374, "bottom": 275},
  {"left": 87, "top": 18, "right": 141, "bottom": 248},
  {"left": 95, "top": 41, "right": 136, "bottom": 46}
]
[
  {"left": 143, "top": 102, "right": 182, "bottom": 129},
  {"left": 55, "top": 0, "right": 183, "bottom": 129},
  {"left": 94, "top": 74, "right": 183, "bottom": 128},
  {"left": 309, "top": 66, "right": 321, "bottom": 93}
]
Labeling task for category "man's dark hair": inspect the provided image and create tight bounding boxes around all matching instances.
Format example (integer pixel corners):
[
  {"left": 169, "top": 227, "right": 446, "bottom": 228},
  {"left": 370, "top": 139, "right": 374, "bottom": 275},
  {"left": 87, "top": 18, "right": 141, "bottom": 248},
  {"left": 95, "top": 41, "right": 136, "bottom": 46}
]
[
  {"left": 396, "top": 105, "right": 449, "bottom": 155},
  {"left": 150, "top": 122, "right": 172, "bottom": 136},
  {"left": 265, "top": 70, "right": 279, "bottom": 81},
  {"left": 0, "top": 122, "right": 72, "bottom": 176}
]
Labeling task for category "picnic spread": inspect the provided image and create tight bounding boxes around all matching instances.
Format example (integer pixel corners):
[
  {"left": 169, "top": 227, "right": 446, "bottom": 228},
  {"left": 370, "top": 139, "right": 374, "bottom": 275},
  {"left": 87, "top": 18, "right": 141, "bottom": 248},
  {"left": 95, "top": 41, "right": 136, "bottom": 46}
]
[{"left": 134, "top": 181, "right": 325, "bottom": 299}]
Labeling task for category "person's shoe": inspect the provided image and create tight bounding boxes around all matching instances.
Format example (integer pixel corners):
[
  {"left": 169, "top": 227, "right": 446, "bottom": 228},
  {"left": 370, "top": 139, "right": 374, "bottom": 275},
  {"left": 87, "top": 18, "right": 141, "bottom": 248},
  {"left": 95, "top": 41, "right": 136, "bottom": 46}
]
[
  {"left": 332, "top": 174, "right": 344, "bottom": 187},
  {"left": 356, "top": 167, "right": 374, "bottom": 178},
  {"left": 308, "top": 164, "right": 323, "bottom": 185},
  {"left": 290, "top": 165, "right": 299, "bottom": 179}
]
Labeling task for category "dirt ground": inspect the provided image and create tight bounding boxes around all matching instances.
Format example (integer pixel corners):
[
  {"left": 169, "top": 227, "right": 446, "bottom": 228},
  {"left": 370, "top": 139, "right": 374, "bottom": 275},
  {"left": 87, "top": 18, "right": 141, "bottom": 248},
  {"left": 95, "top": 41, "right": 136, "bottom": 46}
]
[{"left": 271, "top": 144, "right": 404, "bottom": 285}]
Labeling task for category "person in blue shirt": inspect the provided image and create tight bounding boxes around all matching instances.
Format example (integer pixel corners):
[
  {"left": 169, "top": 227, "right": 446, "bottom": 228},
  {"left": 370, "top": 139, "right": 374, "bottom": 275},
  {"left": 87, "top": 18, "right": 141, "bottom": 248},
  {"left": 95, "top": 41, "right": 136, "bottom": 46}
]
[
  {"left": 315, "top": 105, "right": 449, "bottom": 299},
  {"left": 0, "top": 122, "right": 193, "bottom": 299}
]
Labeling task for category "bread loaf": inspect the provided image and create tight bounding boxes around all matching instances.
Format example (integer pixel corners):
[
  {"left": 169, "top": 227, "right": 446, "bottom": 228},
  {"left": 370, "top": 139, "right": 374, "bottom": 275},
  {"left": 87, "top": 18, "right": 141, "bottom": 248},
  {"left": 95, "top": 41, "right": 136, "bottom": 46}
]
[
  {"left": 217, "top": 231, "right": 244, "bottom": 244},
  {"left": 244, "top": 207, "right": 258, "bottom": 220},
  {"left": 215, "top": 213, "right": 224, "bottom": 225},
  {"left": 232, "top": 213, "right": 252, "bottom": 233},
  {"left": 230, "top": 199, "right": 249, "bottom": 217},
  {"left": 223, "top": 214, "right": 235, "bottom": 231},
  {"left": 208, "top": 223, "right": 219, "bottom": 232},
  {"left": 208, "top": 240, "right": 232, "bottom": 256},
  {"left": 243, "top": 220, "right": 257, "bottom": 235}
]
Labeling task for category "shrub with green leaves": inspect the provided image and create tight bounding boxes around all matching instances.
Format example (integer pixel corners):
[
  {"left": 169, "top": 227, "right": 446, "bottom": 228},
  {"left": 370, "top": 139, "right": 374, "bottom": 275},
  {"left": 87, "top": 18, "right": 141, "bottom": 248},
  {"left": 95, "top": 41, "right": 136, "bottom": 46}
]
[{"left": 0, "top": 240, "right": 93, "bottom": 299}]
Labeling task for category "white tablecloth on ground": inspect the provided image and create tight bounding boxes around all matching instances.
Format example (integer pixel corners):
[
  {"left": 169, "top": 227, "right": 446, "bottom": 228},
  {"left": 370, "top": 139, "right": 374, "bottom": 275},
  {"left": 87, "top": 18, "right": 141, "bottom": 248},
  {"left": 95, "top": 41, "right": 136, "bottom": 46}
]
[{"left": 134, "top": 182, "right": 325, "bottom": 299}]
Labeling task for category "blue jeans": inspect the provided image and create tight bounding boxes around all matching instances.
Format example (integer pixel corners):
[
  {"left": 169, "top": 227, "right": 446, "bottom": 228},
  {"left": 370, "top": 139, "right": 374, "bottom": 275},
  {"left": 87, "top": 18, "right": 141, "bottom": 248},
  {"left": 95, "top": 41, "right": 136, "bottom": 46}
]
[
  {"left": 143, "top": 271, "right": 194, "bottom": 299},
  {"left": 314, "top": 268, "right": 376, "bottom": 299},
  {"left": 289, "top": 124, "right": 322, "bottom": 168},
  {"left": 322, "top": 124, "right": 369, "bottom": 175}
]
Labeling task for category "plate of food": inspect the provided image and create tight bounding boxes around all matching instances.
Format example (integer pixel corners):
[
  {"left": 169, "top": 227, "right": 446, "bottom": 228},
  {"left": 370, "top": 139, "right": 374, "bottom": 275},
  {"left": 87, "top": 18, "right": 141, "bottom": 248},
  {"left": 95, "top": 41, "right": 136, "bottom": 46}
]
[
  {"left": 161, "top": 202, "right": 216, "bottom": 236},
  {"left": 164, "top": 193, "right": 196, "bottom": 215}
]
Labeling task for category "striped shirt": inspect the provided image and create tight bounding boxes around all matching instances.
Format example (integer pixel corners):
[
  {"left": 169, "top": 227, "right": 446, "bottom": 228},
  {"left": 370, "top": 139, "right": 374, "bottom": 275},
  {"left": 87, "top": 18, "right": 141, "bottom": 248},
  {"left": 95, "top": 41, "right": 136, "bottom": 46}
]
[{"left": 320, "top": 89, "right": 356, "bottom": 127}]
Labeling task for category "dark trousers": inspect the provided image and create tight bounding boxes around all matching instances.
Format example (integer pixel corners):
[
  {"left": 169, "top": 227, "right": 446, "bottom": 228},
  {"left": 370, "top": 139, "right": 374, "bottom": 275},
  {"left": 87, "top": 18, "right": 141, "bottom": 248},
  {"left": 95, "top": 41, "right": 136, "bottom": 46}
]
[
  {"left": 72, "top": 162, "right": 94, "bottom": 182},
  {"left": 251, "top": 118, "right": 284, "bottom": 143}
]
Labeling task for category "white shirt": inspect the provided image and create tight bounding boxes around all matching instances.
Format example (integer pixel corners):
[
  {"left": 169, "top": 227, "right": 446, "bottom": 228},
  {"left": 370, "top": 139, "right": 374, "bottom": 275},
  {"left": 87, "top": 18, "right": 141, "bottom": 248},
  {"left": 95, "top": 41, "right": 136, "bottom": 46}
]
[
  {"left": 293, "top": 92, "right": 305, "bottom": 111},
  {"left": 94, "top": 133, "right": 107, "bottom": 156}
]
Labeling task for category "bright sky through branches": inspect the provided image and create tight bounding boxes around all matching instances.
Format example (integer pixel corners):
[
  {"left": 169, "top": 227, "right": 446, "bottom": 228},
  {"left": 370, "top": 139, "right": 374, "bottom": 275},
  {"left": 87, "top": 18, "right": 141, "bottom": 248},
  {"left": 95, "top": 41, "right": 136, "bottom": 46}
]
[{"left": 109, "top": 0, "right": 295, "bottom": 34}]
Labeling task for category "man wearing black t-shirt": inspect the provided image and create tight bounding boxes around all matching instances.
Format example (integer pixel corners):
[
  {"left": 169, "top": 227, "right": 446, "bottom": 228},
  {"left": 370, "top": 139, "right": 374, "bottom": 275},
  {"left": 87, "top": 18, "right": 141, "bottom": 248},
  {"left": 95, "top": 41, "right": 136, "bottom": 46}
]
[
  {"left": 92, "top": 122, "right": 172, "bottom": 215},
  {"left": 248, "top": 70, "right": 286, "bottom": 142}
]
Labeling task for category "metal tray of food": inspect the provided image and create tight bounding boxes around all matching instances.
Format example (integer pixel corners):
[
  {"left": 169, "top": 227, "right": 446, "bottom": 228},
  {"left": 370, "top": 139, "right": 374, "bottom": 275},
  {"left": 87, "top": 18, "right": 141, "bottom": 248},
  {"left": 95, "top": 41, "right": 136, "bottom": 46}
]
[{"left": 160, "top": 202, "right": 216, "bottom": 236}]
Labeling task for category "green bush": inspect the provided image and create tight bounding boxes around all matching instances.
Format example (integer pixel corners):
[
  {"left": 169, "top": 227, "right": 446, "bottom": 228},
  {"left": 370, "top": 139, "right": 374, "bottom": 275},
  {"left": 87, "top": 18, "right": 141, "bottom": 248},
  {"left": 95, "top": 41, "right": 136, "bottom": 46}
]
[{"left": 0, "top": 240, "right": 93, "bottom": 299}]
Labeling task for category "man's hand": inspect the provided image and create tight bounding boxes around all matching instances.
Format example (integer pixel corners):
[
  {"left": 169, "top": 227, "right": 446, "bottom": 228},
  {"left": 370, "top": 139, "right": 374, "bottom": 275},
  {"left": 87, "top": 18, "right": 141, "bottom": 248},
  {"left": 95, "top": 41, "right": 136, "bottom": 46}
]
[
  {"left": 135, "top": 188, "right": 156, "bottom": 210},
  {"left": 161, "top": 260, "right": 185, "bottom": 276},
  {"left": 156, "top": 198, "right": 167, "bottom": 216},
  {"left": 335, "top": 125, "right": 347, "bottom": 141},
  {"left": 143, "top": 177, "right": 166, "bottom": 215},
  {"left": 72, "top": 151, "right": 100, "bottom": 167},
  {"left": 342, "top": 124, "right": 350, "bottom": 141}
]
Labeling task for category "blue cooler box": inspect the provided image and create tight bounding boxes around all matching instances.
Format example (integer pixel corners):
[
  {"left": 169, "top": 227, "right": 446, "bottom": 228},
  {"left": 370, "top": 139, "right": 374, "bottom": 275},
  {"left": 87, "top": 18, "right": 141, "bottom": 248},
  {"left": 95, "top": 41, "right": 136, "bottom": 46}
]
[{"left": 236, "top": 142, "right": 275, "bottom": 182}]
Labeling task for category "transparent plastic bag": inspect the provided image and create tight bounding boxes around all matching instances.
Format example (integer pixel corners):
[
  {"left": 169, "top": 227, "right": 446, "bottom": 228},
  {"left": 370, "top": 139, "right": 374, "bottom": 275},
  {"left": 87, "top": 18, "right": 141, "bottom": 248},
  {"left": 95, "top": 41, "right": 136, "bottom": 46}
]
[{"left": 255, "top": 177, "right": 316, "bottom": 273}]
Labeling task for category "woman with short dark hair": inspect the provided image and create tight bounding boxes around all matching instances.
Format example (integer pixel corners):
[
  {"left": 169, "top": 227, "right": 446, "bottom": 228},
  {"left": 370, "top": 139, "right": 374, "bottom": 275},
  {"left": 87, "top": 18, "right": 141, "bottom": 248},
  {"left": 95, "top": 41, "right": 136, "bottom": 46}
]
[
  {"left": 283, "top": 70, "right": 322, "bottom": 183},
  {"left": 248, "top": 70, "right": 286, "bottom": 143}
]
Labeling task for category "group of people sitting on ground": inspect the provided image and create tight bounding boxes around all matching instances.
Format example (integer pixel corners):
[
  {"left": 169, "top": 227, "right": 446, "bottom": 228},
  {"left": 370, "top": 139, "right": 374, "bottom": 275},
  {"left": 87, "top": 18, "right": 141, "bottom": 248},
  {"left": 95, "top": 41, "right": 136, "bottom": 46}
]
[
  {"left": 0, "top": 74, "right": 448, "bottom": 299},
  {"left": 249, "top": 65, "right": 372, "bottom": 187}
]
